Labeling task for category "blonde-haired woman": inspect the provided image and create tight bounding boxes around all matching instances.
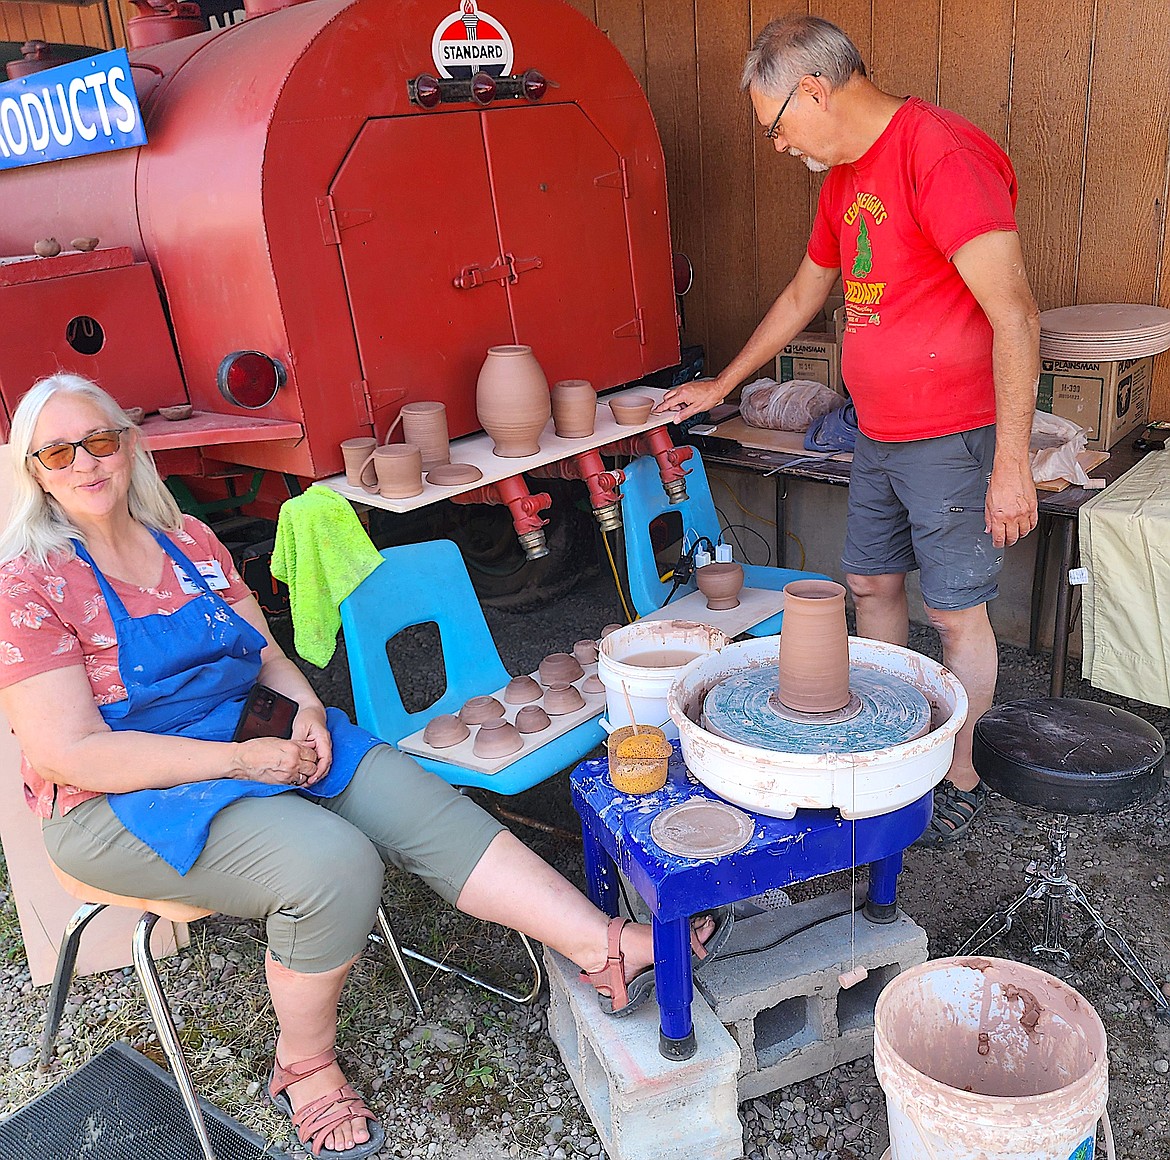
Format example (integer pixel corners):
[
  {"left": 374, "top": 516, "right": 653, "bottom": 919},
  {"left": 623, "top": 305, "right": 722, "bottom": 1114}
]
[{"left": 0, "top": 375, "right": 727, "bottom": 1159}]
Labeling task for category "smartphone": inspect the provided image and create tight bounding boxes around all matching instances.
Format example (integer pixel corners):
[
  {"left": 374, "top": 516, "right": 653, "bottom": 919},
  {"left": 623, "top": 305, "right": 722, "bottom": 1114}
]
[{"left": 233, "top": 684, "right": 299, "bottom": 742}]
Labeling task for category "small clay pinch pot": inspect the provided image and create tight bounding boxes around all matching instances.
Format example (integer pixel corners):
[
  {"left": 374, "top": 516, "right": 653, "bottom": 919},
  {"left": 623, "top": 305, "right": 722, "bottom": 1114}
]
[
  {"left": 423, "top": 713, "right": 470, "bottom": 749},
  {"left": 472, "top": 718, "right": 524, "bottom": 759},
  {"left": 600, "top": 623, "right": 623, "bottom": 639},
  {"left": 607, "top": 393, "right": 655, "bottom": 425},
  {"left": 458, "top": 695, "right": 505, "bottom": 726},
  {"left": 504, "top": 674, "right": 543, "bottom": 705},
  {"left": 539, "top": 652, "right": 585, "bottom": 685},
  {"left": 124, "top": 406, "right": 146, "bottom": 426},
  {"left": 515, "top": 704, "right": 552, "bottom": 734},
  {"left": 159, "top": 404, "right": 193, "bottom": 421},
  {"left": 70, "top": 236, "right": 99, "bottom": 252},
  {"left": 544, "top": 682, "right": 586, "bottom": 715},
  {"left": 572, "top": 639, "right": 598, "bottom": 666},
  {"left": 581, "top": 674, "right": 605, "bottom": 695}
]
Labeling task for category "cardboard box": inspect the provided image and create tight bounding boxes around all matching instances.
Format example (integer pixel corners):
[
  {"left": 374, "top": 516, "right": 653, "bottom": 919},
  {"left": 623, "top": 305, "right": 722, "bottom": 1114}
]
[
  {"left": 1037, "top": 356, "right": 1152, "bottom": 450},
  {"left": 776, "top": 323, "right": 842, "bottom": 395}
]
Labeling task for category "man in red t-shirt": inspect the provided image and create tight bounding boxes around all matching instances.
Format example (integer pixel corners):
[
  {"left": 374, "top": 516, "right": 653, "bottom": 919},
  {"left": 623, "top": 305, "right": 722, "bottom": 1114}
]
[{"left": 658, "top": 14, "right": 1040, "bottom": 847}]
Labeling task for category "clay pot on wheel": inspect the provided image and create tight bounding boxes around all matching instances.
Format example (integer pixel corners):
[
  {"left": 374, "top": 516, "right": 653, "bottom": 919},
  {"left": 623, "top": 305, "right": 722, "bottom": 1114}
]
[
  {"left": 551, "top": 379, "right": 597, "bottom": 438},
  {"left": 776, "top": 579, "right": 850, "bottom": 714},
  {"left": 476, "top": 345, "right": 551, "bottom": 457},
  {"left": 695, "top": 562, "right": 744, "bottom": 611}
]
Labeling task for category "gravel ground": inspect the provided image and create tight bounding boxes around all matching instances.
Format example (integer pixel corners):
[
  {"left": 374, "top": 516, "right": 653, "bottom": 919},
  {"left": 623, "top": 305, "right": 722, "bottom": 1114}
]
[{"left": 2, "top": 565, "right": 1169, "bottom": 1159}]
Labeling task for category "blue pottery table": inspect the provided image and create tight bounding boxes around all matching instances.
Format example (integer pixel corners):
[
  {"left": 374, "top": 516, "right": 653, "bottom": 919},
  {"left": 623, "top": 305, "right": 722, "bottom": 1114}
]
[{"left": 570, "top": 743, "right": 931, "bottom": 1060}]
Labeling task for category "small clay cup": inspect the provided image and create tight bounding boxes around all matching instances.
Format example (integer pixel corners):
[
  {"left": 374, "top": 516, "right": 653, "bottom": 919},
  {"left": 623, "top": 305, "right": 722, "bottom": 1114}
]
[
  {"left": 695, "top": 561, "right": 744, "bottom": 610},
  {"left": 159, "top": 404, "right": 193, "bottom": 421},
  {"left": 544, "top": 682, "right": 585, "bottom": 715},
  {"left": 515, "top": 704, "right": 552, "bottom": 734},
  {"left": 581, "top": 674, "right": 605, "bottom": 695},
  {"left": 124, "top": 406, "right": 146, "bottom": 426},
  {"left": 539, "top": 652, "right": 585, "bottom": 685},
  {"left": 423, "top": 713, "right": 470, "bottom": 749},
  {"left": 459, "top": 695, "right": 505, "bottom": 725},
  {"left": 473, "top": 718, "right": 524, "bottom": 759},
  {"left": 341, "top": 437, "right": 377, "bottom": 487},
  {"left": 551, "top": 379, "right": 597, "bottom": 439},
  {"left": 572, "top": 639, "right": 598, "bottom": 666},
  {"left": 600, "top": 623, "right": 623, "bottom": 639},
  {"left": 504, "top": 674, "right": 543, "bottom": 705},
  {"left": 361, "top": 443, "right": 423, "bottom": 499},
  {"left": 401, "top": 401, "right": 450, "bottom": 470},
  {"left": 608, "top": 393, "right": 654, "bottom": 425}
]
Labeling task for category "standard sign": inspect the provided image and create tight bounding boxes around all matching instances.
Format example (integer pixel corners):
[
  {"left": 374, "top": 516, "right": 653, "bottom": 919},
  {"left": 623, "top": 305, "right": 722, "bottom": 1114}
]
[{"left": 0, "top": 49, "right": 146, "bottom": 172}]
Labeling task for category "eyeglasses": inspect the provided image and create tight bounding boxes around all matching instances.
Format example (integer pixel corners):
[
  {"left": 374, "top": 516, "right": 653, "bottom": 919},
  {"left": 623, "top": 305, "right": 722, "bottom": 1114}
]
[
  {"left": 29, "top": 428, "right": 128, "bottom": 470},
  {"left": 764, "top": 72, "right": 821, "bottom": 140}
]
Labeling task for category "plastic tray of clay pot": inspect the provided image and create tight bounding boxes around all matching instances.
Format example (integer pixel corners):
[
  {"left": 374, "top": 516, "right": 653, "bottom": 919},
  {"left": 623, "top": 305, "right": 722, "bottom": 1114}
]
[{"left": 396, "top": 662, "right": 607, "bottom": 775}]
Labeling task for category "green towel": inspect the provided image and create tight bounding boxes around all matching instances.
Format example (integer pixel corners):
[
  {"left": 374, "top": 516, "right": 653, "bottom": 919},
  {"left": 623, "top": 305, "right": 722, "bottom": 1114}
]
[{"left": 270, "top": 486, "right": 384, "bottom": 668}]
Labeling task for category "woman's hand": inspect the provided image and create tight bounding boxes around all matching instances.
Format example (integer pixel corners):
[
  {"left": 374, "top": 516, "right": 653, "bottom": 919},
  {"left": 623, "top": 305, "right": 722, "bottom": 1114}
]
[
  {"left": 292, "top": 705, "right": 332, "bottom": 784},
  {"left": 231, "top": 737, "right": 320, "bottom": 787}
]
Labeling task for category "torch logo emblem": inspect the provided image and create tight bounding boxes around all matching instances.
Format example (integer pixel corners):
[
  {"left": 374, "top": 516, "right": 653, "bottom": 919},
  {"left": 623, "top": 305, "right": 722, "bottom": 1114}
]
[{"left": 432, "top": 1, "right": 515, "bottom": 79}]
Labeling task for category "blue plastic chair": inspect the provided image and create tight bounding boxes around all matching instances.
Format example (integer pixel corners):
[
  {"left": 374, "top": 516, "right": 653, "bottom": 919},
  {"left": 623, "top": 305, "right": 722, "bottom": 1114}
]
[
  {"left": 621, "top": 449, "right": 828, "bottom": 635},
  {"left": 340, "top": 538, "right": 606, "bottom": 795}
]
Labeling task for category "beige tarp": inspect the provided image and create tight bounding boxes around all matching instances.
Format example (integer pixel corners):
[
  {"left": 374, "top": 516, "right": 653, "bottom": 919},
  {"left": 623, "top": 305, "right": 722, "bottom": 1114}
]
[{"left": 1079, "top": 450, "right": 1170, "bottom": 706}]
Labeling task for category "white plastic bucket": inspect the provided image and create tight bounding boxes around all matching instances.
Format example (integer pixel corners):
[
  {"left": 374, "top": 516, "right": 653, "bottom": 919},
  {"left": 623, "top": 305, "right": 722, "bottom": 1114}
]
[
  {"left": 874, "top": 957, "right": 1109, "bottom": 1160},
  {"left": 597, "top": 620, "right": 728, "bottom": 739}
]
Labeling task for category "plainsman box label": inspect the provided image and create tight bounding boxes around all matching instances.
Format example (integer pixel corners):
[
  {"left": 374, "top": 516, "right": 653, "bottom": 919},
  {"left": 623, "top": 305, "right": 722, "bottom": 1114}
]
[{"left": 0, "top": 49, "right": 146, "bottom": 171}]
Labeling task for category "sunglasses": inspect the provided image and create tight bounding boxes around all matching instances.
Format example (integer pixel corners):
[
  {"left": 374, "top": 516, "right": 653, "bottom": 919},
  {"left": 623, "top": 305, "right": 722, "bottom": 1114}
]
[
  {"left": 764, "top": 72, "right": 821, "bottom": 140},
  {"left": 29, "top": 428, "right": 129, "bottom": 470}
]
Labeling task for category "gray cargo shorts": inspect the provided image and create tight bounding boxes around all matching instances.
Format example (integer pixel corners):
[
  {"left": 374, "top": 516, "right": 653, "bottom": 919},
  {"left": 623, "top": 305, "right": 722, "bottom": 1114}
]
[{"left": 841, "top": 426, "right": 1003, "bottom": 611}]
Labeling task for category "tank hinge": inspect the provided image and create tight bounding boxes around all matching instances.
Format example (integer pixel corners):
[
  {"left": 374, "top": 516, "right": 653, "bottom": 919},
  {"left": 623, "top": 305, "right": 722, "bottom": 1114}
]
[
  {"left": 317, "top": 196, "right": 375, "bottom": 245},
  {"left": 351, "top": 378, "right": 374, "bottom": 424},
  {"left": 595, "top": 158, "right": 630, "bottom": 198},
  {"left": 613, "top": 309, "right": 645, "bottom": 343}
]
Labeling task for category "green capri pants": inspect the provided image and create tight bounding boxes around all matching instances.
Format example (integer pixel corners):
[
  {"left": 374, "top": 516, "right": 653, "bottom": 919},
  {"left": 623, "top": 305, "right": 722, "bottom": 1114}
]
[{"left": 42, "top": 745, "right": 506, "bottom": 974}]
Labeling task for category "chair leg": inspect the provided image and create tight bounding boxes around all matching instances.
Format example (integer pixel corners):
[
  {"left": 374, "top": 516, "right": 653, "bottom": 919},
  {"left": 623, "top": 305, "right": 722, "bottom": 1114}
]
[
  {"left": 39, "top": 901, "right": 107, "bottom": 1069},
  {"left": 401, "top": 932, "right": 544, "bottom": 1007},
  {"left": 373, "top": 906, "right": 425, "bottom": 1019},
  {"left": 132, "top": 912, "right": 218, "bottom": 1160}
]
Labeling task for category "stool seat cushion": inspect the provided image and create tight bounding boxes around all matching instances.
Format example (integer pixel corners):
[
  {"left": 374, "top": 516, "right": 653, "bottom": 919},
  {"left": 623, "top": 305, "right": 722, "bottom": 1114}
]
[{"left": 973, "top": 698, "right": 1164, "bottom": 814}]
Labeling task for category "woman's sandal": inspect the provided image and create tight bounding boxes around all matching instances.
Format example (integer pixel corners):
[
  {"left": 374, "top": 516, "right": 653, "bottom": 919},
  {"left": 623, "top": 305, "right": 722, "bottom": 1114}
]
[
  {"left": 691, "top": 906, "right": 734, "bottom": 973},
  {"left": 913, "top": 781, "right": 989, "bottom": 849},
  {"left": 268, "top": 1048, "right": 385, "bottom": 1160}
]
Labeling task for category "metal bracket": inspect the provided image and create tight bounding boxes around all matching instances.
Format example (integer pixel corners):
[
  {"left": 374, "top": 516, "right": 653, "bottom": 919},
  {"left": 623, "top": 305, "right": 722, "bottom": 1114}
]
[{"left": 454, "top": 253, "right": 543, "bottom": 289}]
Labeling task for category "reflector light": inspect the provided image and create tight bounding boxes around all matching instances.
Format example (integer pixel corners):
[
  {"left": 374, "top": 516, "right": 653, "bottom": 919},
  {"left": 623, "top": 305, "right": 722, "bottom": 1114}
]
[
  {"left": 471, "top": 71, "right": 496, "bottom": 105},
  {"left": 521, "top": 69, "right": 547, "bottom": 101},
  {"left": 414, "top": 74, "right": 441, "bottom": 109},
  {"left": 217, "top": 350, "right": 286, "bottom": 409}
]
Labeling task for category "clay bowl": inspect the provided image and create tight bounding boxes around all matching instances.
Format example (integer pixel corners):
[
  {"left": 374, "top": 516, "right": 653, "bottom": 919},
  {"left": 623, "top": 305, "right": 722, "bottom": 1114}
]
[
  {"left": 458, "top": 695, "right": 505, "bottom": 726},
  {"left": 581, "top": 674, "right": 605, "bottom": 695},
  {"left": 600, "top": 623, "right": 623, "bottom": 639},
  {"left": 504, "top": 674, "right": 543, "bottom": 705},
  {"left": 544, "top": 682, "right": 586, "bottom": 715},
  {"left": 472, "top": 718, "right": 524, "bottom": 759},
  {"left": 572, "top": 639, "right": 598, "bottom": 666},
  {"left": 515, "top": 705, "right": 552, "bottom": 734},
  {"left": 695, "top": 561, "right": 744, "bottom": 610},
  {"left": 539, "top": 652, "right": 585, "bottom": 685},
  {"left": 423, "top": 713, "right": 470, "bottom": 749},
  {"left": 70, "top": 236, "right": 99, "bottom": 252},
  {"left": 607, "top": 393, "right": 655, "bottom": 425},
  {"left": 159, "top": 404, "right": 193, "bottom": 421},
  {"left": 124, "top": 406, "right": 146, "bottom": 426}
]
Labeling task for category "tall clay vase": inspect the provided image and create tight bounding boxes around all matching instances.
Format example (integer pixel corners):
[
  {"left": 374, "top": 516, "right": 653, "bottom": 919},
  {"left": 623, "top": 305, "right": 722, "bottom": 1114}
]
[
  {"left": 551, "top": 379, "right": 597, "bottom": 438},
  {"left": 476, "top": 344, "right": 551, "bottom": 457},
  {"left": 776, "top": 579, "right": 851, "bottom": 713},
  {"left": 401, "top": 401, "right": 450, "bottom": 470}
]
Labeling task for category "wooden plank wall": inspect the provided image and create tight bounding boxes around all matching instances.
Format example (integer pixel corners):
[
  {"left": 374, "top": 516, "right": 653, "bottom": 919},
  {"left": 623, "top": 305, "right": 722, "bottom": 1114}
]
[{"left": 6, "top": 0, "right": 1170, "bottom": 413}]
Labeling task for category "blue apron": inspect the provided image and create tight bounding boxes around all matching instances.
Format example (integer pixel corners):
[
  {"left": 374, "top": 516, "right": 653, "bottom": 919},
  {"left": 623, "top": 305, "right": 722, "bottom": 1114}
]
[{"left": 84, "top": 530, "right": 380, "bottom": 875}]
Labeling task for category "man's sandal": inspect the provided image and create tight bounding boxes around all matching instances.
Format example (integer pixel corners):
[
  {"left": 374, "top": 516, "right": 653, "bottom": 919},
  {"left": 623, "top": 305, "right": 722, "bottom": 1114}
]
[
  {"left": 913, "top": 781, "right": 989, "bottom": 849},
  {"left": 268, "top": 1048, "right": 385, "bottom": 1159}
]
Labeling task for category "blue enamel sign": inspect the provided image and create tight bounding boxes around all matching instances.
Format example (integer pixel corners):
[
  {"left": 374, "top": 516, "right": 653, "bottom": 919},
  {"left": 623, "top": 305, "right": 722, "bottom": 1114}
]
[{"left": 0, "top": 49, "right": 146, "bottom": 172}]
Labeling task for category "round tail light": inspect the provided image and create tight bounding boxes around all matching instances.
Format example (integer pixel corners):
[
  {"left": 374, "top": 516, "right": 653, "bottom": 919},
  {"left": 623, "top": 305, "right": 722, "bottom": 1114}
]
[
  {"left": 217, "top": 350, "right": 287, "bottom": 409},
  {"left": 414, "top": 73, "right": 441, "bottom": 109},
  {"left": 521, "top": 69, "right": 547, "bottom": 101},
  {"left": 471, "top": 71, "right": 496, "bottom": 105}
]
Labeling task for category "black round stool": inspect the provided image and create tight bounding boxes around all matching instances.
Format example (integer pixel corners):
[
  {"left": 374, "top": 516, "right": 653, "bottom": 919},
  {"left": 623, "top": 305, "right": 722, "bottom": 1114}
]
[{"left": 959, "top": 697, "right": 1169, "bottom": 1019}]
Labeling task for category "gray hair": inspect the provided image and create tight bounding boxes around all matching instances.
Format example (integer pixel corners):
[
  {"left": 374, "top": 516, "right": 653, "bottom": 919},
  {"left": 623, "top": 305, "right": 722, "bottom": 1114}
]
[
  {"left": 0, "top": 373, "right": 183, "bottom": 568},
  {"left": 741, "top": 14, "right": 866, "bottom": 97}
]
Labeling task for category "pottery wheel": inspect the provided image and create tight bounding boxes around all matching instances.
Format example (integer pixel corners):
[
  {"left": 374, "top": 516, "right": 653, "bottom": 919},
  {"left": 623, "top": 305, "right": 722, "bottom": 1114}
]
[
  {"left": 702, "top": 664, "right": 931, "bottom": 754},
  {"left": 650, "top": 800, "right": 755, "bottom": 859}
]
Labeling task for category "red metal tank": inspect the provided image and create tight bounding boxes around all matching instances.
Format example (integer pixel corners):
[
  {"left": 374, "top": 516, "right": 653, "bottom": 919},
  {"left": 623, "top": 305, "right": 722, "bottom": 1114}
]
[{"left": 0, "top": 0, "right": 679, "bottom": 484}]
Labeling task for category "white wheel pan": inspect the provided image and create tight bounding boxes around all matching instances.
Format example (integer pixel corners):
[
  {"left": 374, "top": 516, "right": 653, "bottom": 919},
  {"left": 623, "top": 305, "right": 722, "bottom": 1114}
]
[{"left": 667, "top": 637, "right": 968, "bottom": 820}]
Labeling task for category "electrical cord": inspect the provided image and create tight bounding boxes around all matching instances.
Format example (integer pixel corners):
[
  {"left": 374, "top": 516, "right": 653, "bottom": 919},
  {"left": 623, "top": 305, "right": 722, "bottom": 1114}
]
[
  {"left": 711, "top": 473, "right": 807, "bottom": 569},
  {"left": 715, "top": 899, "right": 862, "bottom": 962},
  {"left": 657, "top": 535, "right": 715, "bottom": 609},
  {"left": 602, "top": 529, "right": 635, "bottom": 624}
]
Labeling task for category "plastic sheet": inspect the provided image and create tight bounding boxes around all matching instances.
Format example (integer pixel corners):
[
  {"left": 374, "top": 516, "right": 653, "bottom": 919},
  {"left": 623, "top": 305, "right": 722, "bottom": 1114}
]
[
  {"left": 740, "top": 377, "right": 841, "bottom": 431},
  {"left": 1030, "top": 410, "right": 1091, "bottom": 488}
]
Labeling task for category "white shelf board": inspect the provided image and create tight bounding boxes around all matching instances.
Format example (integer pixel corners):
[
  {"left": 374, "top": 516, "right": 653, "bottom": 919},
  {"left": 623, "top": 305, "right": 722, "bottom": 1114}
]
[
  {"left": 639, "top": 586, "right": 785, "bottom": 638},
  {"left": 317, "top": 386, "right": 674, "bottom": 514}
]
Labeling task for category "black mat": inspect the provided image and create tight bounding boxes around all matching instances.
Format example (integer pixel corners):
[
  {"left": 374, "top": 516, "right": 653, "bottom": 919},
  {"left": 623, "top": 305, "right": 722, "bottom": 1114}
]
[{"left": 0, "top": 1042, "right": 288, "bottom": 1160}]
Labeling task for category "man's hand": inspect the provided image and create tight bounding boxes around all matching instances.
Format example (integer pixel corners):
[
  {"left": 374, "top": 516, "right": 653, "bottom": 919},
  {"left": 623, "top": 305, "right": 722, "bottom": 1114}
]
[
  {"left": 985, "top": 458, "right": 1037, "bottom": 548},
  {"left": 654, "top": 376, "right": 731, "bottom": 423}
]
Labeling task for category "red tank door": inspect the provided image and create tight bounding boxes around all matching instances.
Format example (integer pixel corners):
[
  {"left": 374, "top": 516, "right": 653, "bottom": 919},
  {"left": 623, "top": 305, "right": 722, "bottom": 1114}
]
[
  {"left": 328, "top": 113, "right": 514, "bottom": 441},
  {"left": 482, "top": 103, "right": 642, "bottom": 390}
]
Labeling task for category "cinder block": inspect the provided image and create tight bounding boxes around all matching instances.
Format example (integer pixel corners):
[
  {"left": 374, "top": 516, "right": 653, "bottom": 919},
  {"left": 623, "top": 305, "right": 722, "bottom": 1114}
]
[
  {"left": 697, "top": 889, "right": 927, "bottom": 1100},
  {"left": 545, "top": 947, "right": 743, "bottom": 1160}
]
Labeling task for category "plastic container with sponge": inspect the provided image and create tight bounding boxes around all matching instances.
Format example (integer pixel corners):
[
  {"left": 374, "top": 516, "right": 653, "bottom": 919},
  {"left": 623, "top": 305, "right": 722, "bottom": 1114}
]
[{"left": 606, "top": 724, "right": 671, "bottom": 794}]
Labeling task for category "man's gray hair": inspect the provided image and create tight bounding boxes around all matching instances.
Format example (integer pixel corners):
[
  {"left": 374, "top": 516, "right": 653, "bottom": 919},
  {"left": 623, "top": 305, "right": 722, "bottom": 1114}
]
[{"left": 741, "top": 14, "right": 866, "bottom": 97}]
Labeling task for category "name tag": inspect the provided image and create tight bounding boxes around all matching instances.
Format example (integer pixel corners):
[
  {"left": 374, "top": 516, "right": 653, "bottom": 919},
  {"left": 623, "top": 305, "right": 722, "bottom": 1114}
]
[{"left": 173, "top": 560, "right": 231, "bottom": 594}]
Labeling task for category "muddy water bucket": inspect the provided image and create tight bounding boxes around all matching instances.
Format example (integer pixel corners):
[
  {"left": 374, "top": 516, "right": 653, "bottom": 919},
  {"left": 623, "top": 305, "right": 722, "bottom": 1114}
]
[
  {"left": 874, "top": 956, "right": 1108, "bottom": 1160},
  {"left": 597, "top": 620, "right": 728, "bottom": 739}
]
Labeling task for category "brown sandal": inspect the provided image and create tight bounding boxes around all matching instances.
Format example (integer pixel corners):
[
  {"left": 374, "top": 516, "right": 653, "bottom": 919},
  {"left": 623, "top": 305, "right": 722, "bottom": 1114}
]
[
  {"left": 268, "top": 1047, "right": 384, "bottom": 1159},
  {"left": 579, "top": 916, "right": 656, "bottom": 1017}
]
